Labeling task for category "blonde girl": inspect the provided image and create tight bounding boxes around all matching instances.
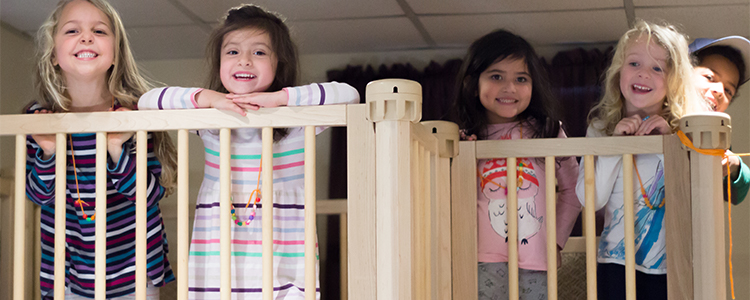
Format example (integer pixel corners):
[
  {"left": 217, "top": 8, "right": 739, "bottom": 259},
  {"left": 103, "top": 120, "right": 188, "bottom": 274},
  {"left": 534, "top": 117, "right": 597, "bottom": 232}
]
[
  {"left": 575, "top": 20, "right": 700, "bottom": 300},
  {"left": 26, "top": 0, "right": 177, "bottom": 298}
]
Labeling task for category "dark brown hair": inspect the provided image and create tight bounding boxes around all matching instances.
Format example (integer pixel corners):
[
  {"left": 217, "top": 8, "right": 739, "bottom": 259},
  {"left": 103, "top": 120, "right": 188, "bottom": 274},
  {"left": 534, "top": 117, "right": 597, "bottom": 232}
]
[{"left": 205, "top": 4, "right": 299, "bottom": 141}]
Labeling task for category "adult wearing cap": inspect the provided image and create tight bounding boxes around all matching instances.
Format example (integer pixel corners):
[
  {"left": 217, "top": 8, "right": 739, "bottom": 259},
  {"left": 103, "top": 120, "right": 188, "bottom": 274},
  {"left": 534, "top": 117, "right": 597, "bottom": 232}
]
[{"left": 690, "top": 36, "right": 750, "bottom": 204}]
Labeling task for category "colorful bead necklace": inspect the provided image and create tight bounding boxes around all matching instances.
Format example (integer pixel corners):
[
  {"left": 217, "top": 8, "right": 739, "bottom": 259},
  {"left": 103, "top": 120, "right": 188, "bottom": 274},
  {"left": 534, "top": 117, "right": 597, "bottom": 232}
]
[
  {"left": 231, "top": 158, "right": 263, "bottom": 226},
  {"left": 633, "top": 156, "right": 664, "bottom": 209}
]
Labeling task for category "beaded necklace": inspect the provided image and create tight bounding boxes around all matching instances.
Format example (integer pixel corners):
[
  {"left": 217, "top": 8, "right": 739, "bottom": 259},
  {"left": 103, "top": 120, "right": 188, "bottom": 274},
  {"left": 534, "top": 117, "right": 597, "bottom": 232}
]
[
  {"left": 71, "top": 97, "right": 115, "bottom": 221},
  {"left": 231, "top": 158, "right": 263, "bottom": 226},
  {"left": 633, "top": 156, "right": 664, "bottom": 209}
]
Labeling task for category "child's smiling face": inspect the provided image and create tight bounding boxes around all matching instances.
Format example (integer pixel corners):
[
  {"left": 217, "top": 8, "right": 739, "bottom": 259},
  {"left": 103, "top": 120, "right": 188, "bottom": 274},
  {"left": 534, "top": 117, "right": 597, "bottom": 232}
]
[
  {"left": 53, "top": 0, "right": 114, "bottom": 82},
  {"left": 478, "top": 57, "right": 533, "bottom": 124},
  {"left": 220, "top": 28, "right": 278, "bottom": 94},
  {"left": 619, "top": 38, "right": 669, "bottom": 117},
  {"left": 693, "top": 53, "right": 740, "bottom": 112}
]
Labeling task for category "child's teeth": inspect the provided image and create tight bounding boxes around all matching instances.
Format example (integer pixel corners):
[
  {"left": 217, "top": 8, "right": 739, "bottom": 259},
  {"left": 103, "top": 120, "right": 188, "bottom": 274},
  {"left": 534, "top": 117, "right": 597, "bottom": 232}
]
[{"left": 633, "top": 84, "right": 651, "bottom": 91}]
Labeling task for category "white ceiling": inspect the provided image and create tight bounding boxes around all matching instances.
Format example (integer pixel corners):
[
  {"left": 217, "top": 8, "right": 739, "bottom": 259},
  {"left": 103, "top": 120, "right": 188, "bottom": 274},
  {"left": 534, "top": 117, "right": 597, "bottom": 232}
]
[{"left": 0, "top": 0, "right": 748, "bottom": 61}]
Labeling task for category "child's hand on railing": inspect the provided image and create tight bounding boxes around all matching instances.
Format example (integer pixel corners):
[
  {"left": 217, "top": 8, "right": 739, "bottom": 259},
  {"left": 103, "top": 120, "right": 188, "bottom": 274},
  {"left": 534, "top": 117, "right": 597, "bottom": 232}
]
[
  {"left": 459, "top": 129, "right": 477, "bottom": 141},
  {"left": 634, "top": 115, "right": 670, "bottom": 136},
  {"left": 226, "top": 90, "right": 287, "bottom": 111},
  {"left": 31, "top": 109, "right": 57, "bottom": 160},
  {"left": 195, "top": 89, "right": 247, "bottom": 116},
  {"left": 107, "top": 107, "right": 136, "bottom": 160},
  {"left": 723, "top": 150, "right": 741, "bottom": 179},
  {"left": 614, "top": 114, "right": 670, "bottom": 136}
]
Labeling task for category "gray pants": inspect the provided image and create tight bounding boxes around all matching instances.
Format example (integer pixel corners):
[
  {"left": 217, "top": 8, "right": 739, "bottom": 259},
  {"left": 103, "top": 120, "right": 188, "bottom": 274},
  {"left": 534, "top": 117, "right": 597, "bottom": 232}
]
[{"left": 478, "top": 262, "right": 548, "bottom": 300}]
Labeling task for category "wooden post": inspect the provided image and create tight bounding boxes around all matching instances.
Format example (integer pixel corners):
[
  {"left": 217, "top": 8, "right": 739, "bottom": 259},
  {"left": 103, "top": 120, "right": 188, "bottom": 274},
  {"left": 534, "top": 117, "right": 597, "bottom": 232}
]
[
  {"left": 304, "top": 126, "right": 317, "bottom": 299},
  {"left": 367, "top": 79, "right": 422, "bottom": 300},
  {"left": 95, "top": 132, "right": 107, "bottom": 300},
  {"left": 663, "top": 135, "right": 692, "bottom": 300},
  {"left": 622, "top": 154, "right": 635, "bottom": 300},
  {"left": 54, "top": 134, "right": 67, "bottom": 299},
  {"left": 262, "top": 127, "right": 274, "bottom": 300},
  {"left": 177, "top": 129, "right": 189, "bottom": 300},
  {"left": 220, "top": 128, "right": 231, "bottom": 300},
  {"left": 136, "top": 131, "right": 147, "bottom": 300},
  {"left": 346, "top": 104, "right": 376, "bottom": 300},
  {"left": 583, "top": 155, "right": 597, "bottom": 300},
  {"left": 545, "top": 156, "right": 557, "bottom": 299},
  {"left": 451, "top": 141, "right": 477, "bottom": 299},
  {"left": 13, "top": 134, "right": 26, "bottom": 300}
]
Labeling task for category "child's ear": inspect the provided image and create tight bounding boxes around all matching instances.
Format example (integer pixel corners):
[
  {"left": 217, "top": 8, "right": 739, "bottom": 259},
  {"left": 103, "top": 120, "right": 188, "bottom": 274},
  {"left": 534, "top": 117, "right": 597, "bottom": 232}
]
[{"left": 52, "top": 55, "right": 58, "bottom": 66}]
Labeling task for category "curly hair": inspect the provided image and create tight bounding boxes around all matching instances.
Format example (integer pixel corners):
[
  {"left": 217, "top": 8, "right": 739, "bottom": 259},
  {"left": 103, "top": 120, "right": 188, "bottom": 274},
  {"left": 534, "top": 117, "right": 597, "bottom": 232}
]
[{"left": 589, "top": 19, "right": 702, "bottom": 135}]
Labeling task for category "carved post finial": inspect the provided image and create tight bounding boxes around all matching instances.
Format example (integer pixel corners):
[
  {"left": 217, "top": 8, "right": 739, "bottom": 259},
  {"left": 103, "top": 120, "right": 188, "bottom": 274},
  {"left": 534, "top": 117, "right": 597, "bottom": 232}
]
[
  {"left": 421, "top": 121, "right": 459, "bottom": 158},
  {"left": 679, "top": 112, "right": 731, "bottom": 149},
  {"left": 365, "top": 79, "right": 422, "bottom": 123}
]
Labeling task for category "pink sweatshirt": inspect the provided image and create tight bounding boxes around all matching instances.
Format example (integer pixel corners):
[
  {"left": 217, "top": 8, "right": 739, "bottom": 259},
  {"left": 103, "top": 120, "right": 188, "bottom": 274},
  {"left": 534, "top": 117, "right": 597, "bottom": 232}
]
[{"left": 476, "top": 122, "right": 581, "bottom": 271}]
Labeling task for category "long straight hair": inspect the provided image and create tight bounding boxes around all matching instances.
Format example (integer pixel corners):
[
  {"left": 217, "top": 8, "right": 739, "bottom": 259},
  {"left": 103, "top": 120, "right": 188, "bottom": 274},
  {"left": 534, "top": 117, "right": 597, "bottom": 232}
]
[
  {"left": 453, "top": 29, "right": 562, "bottom": 140},
  {"left": 32, "top": 0, "right": 177, "bottom": 194}
]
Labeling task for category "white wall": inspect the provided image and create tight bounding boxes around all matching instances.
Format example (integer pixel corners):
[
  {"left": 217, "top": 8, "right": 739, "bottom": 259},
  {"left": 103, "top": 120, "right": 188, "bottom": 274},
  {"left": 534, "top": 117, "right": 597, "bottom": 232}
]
[{"left": 0, "top": 24, "right": 34, "bottom": 175}]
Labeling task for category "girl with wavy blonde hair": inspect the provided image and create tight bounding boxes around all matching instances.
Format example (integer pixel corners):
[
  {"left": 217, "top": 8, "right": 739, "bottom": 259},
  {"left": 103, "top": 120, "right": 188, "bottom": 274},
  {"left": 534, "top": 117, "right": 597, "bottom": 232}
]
[
  {"left": 576, "top": 20, "right": 700, "bottom": 300},
  {"left": 25, "top": 0, "right": 175, "bottom": 298},
  {"left": 589, "top": 19, "right": 701, "bottom": 135}
]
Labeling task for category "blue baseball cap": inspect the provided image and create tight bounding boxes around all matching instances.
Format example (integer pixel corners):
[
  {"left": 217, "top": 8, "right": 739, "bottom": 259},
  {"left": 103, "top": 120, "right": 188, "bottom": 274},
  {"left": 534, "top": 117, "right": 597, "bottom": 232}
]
[{"left": 689, "top": 36, "right": 750, "bottom": 85}]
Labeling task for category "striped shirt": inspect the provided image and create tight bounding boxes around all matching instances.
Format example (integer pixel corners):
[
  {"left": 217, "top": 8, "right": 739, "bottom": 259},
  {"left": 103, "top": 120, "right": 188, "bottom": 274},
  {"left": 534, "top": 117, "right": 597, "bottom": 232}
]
[
  {"left": 138, "top": 83, "right": 359, "bottom": 299},
  {"left": 25, "top": 102, "right": 175, "bottom": 298}
]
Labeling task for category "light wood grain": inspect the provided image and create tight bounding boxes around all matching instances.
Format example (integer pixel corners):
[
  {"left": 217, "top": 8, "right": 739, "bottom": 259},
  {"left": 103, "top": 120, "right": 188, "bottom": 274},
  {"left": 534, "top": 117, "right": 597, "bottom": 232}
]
[
  {"left": 220, "top": 128, "right": 232, "bottom": 300},
  {"left": 435, "top": 156, "right": 452, "bottom": 300},
  {"left": 690, "top": 152, "right": 725, "bottom": 299},
  {"left": 0, "top": 106, "right": 348, "bottom": 135},
  {"left": 622, "top": 154, "right": 635, "bottom": 300},
  {"left": 54, "top": 134, "right": 66, "bottom": 299},
  {"left": 451, "top": 141, "right": 478, "bottom": 299},
  {"left": 136, "top": 131, "right": 148, "bottom": 300},
  {"left": 583, "top": 155, "right": 597, "bottom": 300},
  {"left": 177, "top": 130, "right": 189, "bottom": 300},
  {"left": 346, "top": 105, "right": 376, "bottom": 300},
  {"left": 545, "top": 156, "right": 557, "bottom": 300},
  {"left": 13, "top": 134, "right": 26, "bottom": 300},
  {"left": 95, "top": 132, "right": 107, "bottom": 300},
  {"left": 375, "top": 120, "right": 412, "bottom": 300},
  {"left": 663, "top": 135, "right": 693, "bottom": 300},
  {"left": 507, "top": 157, "right": 519, "bottom": 300},
  {"left": 475, "top": 136, "right": 662, "bottom": 158},
  {"left": 262, "top": 127, "right": 274, "bottom": 300},
  {"left": 304, "top": 126, "right": 316, "bottom": 300}
]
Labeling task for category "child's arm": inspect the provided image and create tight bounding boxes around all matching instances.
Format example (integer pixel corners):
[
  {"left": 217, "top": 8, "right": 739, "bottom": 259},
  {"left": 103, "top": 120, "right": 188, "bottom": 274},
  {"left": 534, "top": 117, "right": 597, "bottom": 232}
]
[
  {"left": 574, "top": 125, "right": 622, "bottom": 211},
  {"left": 25, "top": 135, "right": 57, "bottom": 206},
  {"left": 138, "top": 87, "right": 247, "bottom": 116},
  {"left": 107, "top": 132, "right": 165, "bottom": 207},
  {"left": 726, "top": 155, "right": 750, "bottom": 204},
  {"left": 227, "top": 82, "right": 360, "bottom": 108},
  {"left": 553, "top": 130, "right": 583, "bottom": 249}
]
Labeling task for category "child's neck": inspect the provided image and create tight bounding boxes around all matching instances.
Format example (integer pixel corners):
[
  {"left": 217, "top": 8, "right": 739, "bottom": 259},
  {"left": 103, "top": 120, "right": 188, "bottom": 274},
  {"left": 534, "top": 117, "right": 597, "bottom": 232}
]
[{"left": 65, "top": 75, "right": 113, "bottom": 112}]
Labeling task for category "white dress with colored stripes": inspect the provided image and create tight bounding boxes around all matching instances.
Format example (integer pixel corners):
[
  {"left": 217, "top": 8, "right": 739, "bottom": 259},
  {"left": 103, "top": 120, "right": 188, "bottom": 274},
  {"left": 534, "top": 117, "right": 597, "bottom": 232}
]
[{"left": 138, "top": 83, "right": 360, "bottom": 299}]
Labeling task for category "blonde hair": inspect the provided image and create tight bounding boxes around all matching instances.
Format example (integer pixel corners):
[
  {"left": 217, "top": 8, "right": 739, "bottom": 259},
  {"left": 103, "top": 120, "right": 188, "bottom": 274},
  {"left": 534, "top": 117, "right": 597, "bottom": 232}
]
[
  {"left": 33, "top": 0, "right": 177, "bottom": 194},
  {"left": 589, "top": 19, "right": 701, "bottom": 135}
]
